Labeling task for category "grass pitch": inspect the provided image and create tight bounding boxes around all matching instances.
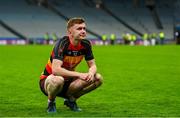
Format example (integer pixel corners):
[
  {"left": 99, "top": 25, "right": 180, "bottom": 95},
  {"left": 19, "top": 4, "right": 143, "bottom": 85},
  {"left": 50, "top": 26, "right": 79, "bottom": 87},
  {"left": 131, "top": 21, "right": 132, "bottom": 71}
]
[{"left": 0, "top": 45, "right": 180, "bottom": 117}]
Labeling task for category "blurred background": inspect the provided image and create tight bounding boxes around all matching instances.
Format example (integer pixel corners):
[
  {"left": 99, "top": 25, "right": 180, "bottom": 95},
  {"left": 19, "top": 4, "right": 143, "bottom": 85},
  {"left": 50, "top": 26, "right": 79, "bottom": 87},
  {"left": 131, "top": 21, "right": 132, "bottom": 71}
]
[
  {"left": 0, "top": 0, "right": 180, "bottom": 45},
  {"left": 1, "top": 1, "right": 180, "bottom": 117}
]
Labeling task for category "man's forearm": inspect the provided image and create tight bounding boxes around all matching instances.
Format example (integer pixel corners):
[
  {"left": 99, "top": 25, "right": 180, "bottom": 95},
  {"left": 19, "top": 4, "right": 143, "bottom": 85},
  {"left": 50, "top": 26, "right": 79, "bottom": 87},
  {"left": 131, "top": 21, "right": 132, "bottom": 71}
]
[
  {"left": 52, "top": 67, "right": 80, "bottom": 78},
  {"left": 88, "top": 65, "right": 97, "bottom": 75}
]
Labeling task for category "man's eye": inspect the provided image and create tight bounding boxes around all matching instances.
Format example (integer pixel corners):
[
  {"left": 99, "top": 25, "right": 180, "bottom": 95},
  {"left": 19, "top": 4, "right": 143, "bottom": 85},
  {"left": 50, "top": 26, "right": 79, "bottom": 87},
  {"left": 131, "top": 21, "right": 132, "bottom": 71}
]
[
  {"left": 77, "top": 28, "right": 82, "bottom": 30},
  {"left": 77, "top": 27, "right": 86, "bottom": 30}
]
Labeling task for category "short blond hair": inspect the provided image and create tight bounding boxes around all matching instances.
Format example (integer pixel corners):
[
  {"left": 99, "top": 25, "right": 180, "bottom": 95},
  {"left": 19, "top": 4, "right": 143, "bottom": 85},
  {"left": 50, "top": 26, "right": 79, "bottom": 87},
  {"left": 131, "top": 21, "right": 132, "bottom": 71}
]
[{"left": 67, "top": 17, "right": 85, "bottom": 29}]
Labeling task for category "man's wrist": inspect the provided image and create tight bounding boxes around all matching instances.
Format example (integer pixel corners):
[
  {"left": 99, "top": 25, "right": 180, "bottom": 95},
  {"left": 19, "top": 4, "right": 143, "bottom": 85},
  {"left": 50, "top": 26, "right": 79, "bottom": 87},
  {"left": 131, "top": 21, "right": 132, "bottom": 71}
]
[{"left": 88, "top": 71, "right": 95, "bottom": 76}]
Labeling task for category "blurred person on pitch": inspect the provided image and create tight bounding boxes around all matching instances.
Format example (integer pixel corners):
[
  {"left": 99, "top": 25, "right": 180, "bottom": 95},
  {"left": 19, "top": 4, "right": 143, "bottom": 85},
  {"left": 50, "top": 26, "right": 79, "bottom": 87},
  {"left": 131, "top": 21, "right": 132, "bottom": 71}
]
[{"left": 39, "top": 17, "right": 103, "bottom": 113}]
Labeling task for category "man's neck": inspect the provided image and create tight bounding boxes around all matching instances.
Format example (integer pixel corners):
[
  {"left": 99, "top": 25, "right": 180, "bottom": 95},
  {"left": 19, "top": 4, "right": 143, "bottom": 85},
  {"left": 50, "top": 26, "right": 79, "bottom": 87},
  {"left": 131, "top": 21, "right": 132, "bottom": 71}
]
[
  {"left": 74, "top": 39, "right": 80, "bottom": 46},
  {"left": 70, "top": 38, "right": 79, "bottom": 46}
]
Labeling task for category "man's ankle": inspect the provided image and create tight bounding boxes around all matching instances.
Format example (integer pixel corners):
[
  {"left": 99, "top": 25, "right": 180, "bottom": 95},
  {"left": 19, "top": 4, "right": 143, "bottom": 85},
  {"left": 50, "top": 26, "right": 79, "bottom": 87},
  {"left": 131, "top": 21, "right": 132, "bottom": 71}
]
[
  {"left": 68, "top": 96, "right": 76, "bottom": 102},
  {"left": 48, "top": 99, "right": 55, "bottom": 103}
]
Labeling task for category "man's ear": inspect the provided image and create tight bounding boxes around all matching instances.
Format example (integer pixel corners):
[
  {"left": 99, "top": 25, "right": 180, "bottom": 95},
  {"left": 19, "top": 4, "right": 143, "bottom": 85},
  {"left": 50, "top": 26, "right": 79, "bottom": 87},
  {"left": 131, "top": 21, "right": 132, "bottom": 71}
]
[
  {"left": 67, "top": 30, "right": 70, "bottom": 35},
  {"left": 67, "top": 29, "right": 72, "bottom": 34}
]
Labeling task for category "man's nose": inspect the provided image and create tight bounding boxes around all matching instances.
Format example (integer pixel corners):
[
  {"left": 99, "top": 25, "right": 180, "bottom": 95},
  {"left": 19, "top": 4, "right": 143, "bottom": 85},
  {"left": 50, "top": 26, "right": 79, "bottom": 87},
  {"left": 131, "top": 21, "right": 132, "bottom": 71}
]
[{"left": 81, "top": 30, "right": 86, "bottom": 34}]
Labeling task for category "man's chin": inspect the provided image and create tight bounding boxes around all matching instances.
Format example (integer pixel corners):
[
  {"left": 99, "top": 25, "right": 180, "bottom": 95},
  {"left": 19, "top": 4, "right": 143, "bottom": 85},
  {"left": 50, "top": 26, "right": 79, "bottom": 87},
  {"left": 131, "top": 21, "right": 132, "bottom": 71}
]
[{"left": 78, "top": 37, "right": 86, "bottom": 40}]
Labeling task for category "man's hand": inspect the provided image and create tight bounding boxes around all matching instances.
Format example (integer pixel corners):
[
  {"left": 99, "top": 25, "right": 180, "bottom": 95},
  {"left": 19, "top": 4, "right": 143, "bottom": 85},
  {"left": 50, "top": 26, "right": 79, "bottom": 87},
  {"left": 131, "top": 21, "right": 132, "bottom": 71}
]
[
  {"left": 78, "top": 72, "right": 94, "bottom": 83},
  {"left": 85, "top": 72, "right": 95, "bottom": 83},
  {"left": 78, "top": 73, "right": 88, "bottom": 80}
]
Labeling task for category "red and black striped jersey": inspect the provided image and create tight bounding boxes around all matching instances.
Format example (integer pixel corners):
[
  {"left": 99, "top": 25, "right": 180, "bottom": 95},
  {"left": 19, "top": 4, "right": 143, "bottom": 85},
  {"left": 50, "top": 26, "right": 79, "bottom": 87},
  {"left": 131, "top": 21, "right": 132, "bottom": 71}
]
[{"left": 40, "top": 36, "right": 94, "bottom": 80}]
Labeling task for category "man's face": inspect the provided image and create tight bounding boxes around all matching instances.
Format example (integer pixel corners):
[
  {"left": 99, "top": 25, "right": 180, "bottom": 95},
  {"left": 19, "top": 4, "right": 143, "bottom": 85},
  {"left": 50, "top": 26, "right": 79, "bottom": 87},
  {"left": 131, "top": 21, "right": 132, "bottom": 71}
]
[{"left": 68, "top": 23, "right": 87, "bottom": 40}]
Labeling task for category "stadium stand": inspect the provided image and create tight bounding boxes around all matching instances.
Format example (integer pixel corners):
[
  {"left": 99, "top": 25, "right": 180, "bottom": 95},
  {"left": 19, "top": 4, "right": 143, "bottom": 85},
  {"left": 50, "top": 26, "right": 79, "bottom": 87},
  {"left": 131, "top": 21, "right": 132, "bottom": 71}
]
[
  {"left": 0, "top": 0, "right": 66, "bottom": 38},
  {"left": 0, "top": 0, "right": 177, "bottom": 44}
]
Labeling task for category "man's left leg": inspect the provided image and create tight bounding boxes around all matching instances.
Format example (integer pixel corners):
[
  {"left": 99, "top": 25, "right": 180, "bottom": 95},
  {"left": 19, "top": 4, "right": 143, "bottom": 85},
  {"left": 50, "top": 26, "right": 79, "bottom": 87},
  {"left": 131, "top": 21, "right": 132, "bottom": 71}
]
[
  {"left": 73, "top": 73, "right": 103, "bottom": 98},
  {"left": 64, "top": 73, "right": 103, "bottom": 111}
]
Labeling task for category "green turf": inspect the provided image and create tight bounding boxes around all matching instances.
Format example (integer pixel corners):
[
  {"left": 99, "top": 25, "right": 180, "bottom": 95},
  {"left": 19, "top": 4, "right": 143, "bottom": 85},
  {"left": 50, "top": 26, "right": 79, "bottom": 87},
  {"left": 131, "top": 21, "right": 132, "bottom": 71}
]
[{"left": 0, "top": 45, "right": 180, "bottom": 117}]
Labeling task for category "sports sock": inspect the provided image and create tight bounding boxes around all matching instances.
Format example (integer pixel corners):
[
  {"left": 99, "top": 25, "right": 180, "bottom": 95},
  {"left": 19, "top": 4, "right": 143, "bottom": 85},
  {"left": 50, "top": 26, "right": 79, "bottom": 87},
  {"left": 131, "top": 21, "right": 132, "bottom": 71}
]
[
  {"left": 64, "top": 97, "right": 75, "bottom": 102},
  {"left": 48, "top": 99, "right": 55, "bottom": 103}
]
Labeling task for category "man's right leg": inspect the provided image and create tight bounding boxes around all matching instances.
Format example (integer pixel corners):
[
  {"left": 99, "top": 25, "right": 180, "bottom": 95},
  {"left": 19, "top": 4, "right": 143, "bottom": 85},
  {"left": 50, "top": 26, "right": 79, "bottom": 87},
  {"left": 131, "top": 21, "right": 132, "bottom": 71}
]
[
  {"left": 64, "top": 73, "right": 103, "bottom": 112},
  {"left": 44, "top": 74, "right": 64, "bottom": 113}
]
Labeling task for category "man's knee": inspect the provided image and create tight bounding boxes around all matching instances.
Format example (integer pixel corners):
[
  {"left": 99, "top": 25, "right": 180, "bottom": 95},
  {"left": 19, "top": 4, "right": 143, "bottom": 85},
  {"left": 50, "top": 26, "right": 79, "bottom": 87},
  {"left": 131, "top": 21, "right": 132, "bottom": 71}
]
[
  {"left": 45, "top": 75, "right": 64, "bottom": 91},
  {"left": 69, "top": 79, "right": 88, "bottom": 92},
  {"left": 95, "top": 73, "right": 103, "bottom": 87}
]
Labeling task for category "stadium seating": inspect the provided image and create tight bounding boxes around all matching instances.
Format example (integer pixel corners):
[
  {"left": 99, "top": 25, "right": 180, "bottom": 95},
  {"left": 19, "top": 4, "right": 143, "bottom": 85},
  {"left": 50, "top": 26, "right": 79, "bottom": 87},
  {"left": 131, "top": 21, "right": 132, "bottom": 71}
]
[
  {"left": 0, "top": 0, "right": 66, "bottom": 38},
  {"left": 0, "top": 0, "right": 175, "bottom": 40}
]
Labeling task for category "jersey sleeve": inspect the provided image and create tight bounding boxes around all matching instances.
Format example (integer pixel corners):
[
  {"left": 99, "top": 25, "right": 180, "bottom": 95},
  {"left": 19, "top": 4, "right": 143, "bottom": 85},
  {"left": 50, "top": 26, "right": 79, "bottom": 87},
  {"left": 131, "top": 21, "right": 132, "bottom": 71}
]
[
  {"left": 53, "top": 39, "right": 65, "bottom": 61},
  {"left": 84, "top": 40, "right": 94, "bottom": 61}
]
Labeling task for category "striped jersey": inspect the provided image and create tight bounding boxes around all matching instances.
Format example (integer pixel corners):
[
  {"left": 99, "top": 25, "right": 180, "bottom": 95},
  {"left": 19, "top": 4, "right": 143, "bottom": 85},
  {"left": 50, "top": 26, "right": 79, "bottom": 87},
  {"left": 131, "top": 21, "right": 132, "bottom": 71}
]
[{"left": 40, "top": 36, "right": 94, "bottom": 80}]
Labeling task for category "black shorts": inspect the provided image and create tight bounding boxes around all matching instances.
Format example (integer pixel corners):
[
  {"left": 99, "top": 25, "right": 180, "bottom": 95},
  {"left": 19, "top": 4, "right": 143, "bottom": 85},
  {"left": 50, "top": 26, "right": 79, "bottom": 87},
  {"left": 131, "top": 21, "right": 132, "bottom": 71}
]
[{"left": 39, "top": 78, "right": 73, "bottom": 99}]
